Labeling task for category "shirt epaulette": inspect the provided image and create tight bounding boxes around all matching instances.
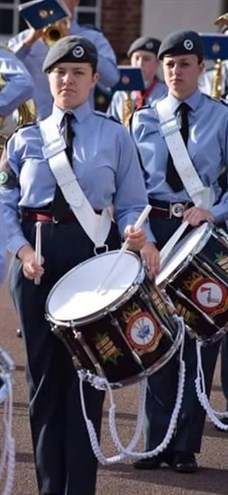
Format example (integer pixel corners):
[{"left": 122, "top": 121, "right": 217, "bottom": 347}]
[
  {"left": 204, "top": 94, "right": 228, "bottom": 106},
  {"left": 13, "top": 122, "right": 37, "bottom": 133},
  {"left": 134, "top": 104, "right": 150, "bottom": 113},
  {"left": 9, "top": 122, "right": 37, "bottom": 137},
  {"left": 94, "top": 111, "right": 121, "bottom": 124}
]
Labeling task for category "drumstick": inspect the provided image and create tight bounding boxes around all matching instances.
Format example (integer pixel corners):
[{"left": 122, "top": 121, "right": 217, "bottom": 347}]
[
  {"left": 96, "top": 205, "right": 151, "bottom": 294},
  {"left": 160, "top": 219, "right": 189, "bottom": 269},
  {"left": 34, "top": 221, "right": 42, "bottom": 286}
]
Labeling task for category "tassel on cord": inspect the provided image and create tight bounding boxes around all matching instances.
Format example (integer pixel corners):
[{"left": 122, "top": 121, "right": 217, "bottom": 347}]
[
  {"left": 195, "top": 340, "right": 228, "bottom": 431},
  {"left": 0, "top": 349, "right": 15, "bottom": 495},
  {"left": 78, "top": 316, "right": 186, "bottom": 464}
]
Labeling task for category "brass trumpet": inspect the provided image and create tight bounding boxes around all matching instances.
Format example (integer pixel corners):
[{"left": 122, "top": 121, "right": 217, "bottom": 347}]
[{"left": 42, "top": 17, "right": 71, "bottom": 47}]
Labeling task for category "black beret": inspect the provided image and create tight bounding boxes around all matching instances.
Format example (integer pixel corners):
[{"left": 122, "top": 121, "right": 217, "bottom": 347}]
[
  {"left": 158, "top": 30, "right": 204, "bottom": 60},
  {"left": 127, "top": 36, "right": 161, "bottom": 57},
  {"left": 42, "top": 35, "right": 98, "bottom": 72}
]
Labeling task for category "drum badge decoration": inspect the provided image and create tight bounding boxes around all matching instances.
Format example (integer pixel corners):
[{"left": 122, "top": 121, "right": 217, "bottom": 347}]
[
  {"left": 123, "top": 303, "right": 162, "bottom": 353},
  {"left": 183, "top": 272, "right": 228, "bottom": 317}
]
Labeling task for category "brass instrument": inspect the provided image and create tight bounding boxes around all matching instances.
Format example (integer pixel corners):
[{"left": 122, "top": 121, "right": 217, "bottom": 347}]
[
  {"left": 211, "top": 13, "right": 228, "bottom": 98},
  {"left": 211, "top": 58, "right": 222, "bottom": 98},
  {"left": 0, "top": 73, "right": 36, "bottom": 155},
  {"left": 122, "top": 91, "right": 134, "bottom": 127},
  {"left": 42, "top": 17, "right": 70, "bottom": 47}
]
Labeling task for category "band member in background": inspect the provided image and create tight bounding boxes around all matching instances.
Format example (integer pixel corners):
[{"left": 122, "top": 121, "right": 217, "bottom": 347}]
[
  {"left": 198, "top": 20, "right": 228, "bottom": 422},
  {"left": 8, "top": 0, "right": 119, "bottom": 119},
  {"left": 108, "top": 36, "right": 167, "bottom": 124},
  {"left": 0, "top": 45, "right": 34, "bottom": 121},
  {"left": 0, "top": 35, "right": 156, "bottom": 495},
  {"left": 131, "top": 30, "right": 228, "bottom": 473},
  {"left": 198, "top": 23, "right": 228, "bottom": 98},
  {"left": 0, "top": 46, "right": 34, "bottom": 283}
]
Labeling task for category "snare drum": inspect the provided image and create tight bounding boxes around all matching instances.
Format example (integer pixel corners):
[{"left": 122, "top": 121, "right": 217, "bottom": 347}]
[
  {"left": 46, "top": 250, "right": 183, "bottom": 388},
  {"left": 156, "top": 223, "right": 228, "bottom": 345}
]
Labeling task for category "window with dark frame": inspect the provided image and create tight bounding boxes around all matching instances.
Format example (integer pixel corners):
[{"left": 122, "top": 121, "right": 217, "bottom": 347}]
[{"left": 0, "top": 0, "right": 102, "bottom": 37}]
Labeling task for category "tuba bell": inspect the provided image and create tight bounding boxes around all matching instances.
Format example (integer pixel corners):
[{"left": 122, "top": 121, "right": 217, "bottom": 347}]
[{"left": 0, "top": 72, "right": 36, "bottom": 156}]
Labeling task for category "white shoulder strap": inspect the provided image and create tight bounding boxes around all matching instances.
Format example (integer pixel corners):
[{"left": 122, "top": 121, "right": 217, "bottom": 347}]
[
  {"left": 156, "top": 98, "right": 214, "bottom": 208},
  {"left": 39, "top": 115, "right": 111, "bottom": 248}
]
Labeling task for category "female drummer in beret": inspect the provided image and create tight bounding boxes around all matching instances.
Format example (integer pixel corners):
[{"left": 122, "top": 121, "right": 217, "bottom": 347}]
[
  {"left": 131, "top": 29, "right": 228, "bottom": 474},
  {"left": 0, "top": 35, "right": 156, "bottom": 495}
]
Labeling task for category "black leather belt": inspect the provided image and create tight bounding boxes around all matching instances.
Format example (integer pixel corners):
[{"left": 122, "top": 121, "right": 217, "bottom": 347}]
[
  {"left": 21, "top": 207, "right": 101, "bottom": 224},
  {"left": 149, "top": 198, "right": 194, "bottom": 219}
]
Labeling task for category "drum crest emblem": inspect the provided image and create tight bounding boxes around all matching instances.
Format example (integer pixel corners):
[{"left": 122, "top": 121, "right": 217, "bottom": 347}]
[
  {"left": 126, "top": 311, "right": 162, "bottom": 352},
  {"left": 186, "top": 274, "right": 228, "bottom": 315}
]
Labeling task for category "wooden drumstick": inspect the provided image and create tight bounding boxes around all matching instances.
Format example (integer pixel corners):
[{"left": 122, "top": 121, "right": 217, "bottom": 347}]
[
  {"left": 96, "top": 205, "right": 152, "bottom": 294},
  {"left": 34, "top": 221, "right": 42, "bottom": 286}
]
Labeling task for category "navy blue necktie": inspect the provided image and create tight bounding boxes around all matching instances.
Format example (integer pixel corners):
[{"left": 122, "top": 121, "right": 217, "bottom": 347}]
[
  {"left": 51, "top": 113, "right": 74, "bottom": 220},
  {"left": 166, "top": 102, "right": 190, "bottom": 192}
]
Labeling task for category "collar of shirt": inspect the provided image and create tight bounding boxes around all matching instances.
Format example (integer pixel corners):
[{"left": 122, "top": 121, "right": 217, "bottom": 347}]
[
  {"left": 52, "top": 100, "right": 93, "bottom": 128},
  {"left": 165, "top": 88, "right": 202, "bottom": 114}
]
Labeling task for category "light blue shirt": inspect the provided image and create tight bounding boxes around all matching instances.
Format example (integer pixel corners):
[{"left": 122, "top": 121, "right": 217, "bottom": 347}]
[
  {"left": 109, "top": 79, "right": 167, "bottom": 123},
  {"left": 131, "top": 89, "right": 228, "bottom": 224},
  {"left": 0, "top": 47, "right": 34, "bottom": 115},
  {"left": 0, "top": 198, "right": 6, "bottom": 285},
  {"left": 0, "top": 101, "right": 153, "bottom": 255},
  {"left": 8, "top": 21, "right": 119, "bottom": 120}
]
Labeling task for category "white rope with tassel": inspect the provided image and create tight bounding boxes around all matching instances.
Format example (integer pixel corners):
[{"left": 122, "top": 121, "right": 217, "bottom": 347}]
[
  {"left": 78, "top": 317, "right": 186, "bottom": 464},
  {"left": 195, "top": 339, "right": 228, "bottom": 431},
  {"left": 0, "top": 370, "right": 15, "bottom": 495}
]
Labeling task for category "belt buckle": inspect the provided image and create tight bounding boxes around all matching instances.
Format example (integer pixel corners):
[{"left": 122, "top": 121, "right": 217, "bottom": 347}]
[{"left": 169, "top": 202, "right": 185, "bottom": 218}]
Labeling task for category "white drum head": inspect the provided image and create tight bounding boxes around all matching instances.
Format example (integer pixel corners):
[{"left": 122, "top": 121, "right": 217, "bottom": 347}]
[
  {"left": 46, "top": 250, "right": 142, "bottom": 322},
  {"left": 156, "top": 223, "right": 212, "bottom": 286}
]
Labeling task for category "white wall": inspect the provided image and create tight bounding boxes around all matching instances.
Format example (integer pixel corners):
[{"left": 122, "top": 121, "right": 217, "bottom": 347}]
[{"left": 142, "top": 0, "right": 223, "bottom": 39}]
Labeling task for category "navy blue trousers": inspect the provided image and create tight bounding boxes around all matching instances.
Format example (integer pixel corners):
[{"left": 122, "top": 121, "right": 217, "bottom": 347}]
[
  {"left": 221, "top": 334, "right": 228, "bottom": 408},
  {"left": 145, "top": 216, "right": 220, "bottom": 453},
  {"left": 9, "top": 220, "right": 120, "bottom": 495}
]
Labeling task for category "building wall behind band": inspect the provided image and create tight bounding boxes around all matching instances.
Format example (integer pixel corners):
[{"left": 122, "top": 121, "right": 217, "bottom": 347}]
[
  {"left": 101, "top": 0, "right": 142, "bottom": 63},
  {"left": 0, "top": 0, "right": 225, "bottom": 61},
  {"left": 142, "top": 0, "right": 223, "bottom": 40}
]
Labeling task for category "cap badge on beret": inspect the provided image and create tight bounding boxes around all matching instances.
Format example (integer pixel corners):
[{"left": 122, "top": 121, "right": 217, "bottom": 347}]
[
  {"left": 145, "top": 41, "right": 154, "bottom": 50},
  {"left": 72, "top": 45, "right": 85, "bottom": 58},
  {"left": 183, "top": 39, "right": 194, "bottom": 51}
]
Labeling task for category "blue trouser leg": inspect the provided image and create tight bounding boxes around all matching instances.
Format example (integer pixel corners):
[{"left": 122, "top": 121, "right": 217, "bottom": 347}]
[
  {"left": 221, "top": 334, "right": 228, "bottom": 408},
  {"left": 9, "top": 220, "right": 120, "bottom": 495}
]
